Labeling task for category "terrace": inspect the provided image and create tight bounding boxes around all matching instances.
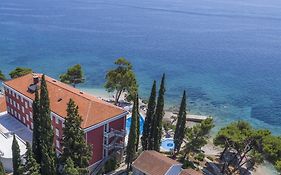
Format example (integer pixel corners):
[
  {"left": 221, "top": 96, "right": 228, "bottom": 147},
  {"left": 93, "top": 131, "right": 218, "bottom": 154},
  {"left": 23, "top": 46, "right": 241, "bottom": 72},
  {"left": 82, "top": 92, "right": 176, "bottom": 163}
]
[
  {"left": 0, "top": 112, "right": 32, "bottom": 143},
  {"left": 0, "top": 112, "right": 31, "bottom": 172}
]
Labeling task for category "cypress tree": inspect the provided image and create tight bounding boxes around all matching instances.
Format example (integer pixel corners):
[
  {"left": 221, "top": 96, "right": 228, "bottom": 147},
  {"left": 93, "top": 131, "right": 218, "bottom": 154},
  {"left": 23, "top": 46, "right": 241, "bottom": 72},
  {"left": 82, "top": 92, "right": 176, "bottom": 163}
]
[
  {"left": 12, "top": 135, "right": 22, "bottom": 175},
  {"left": 24, "top": 142, "right": 40, "bottom": 175},
  {"left": 32, "top": 89, "right": 41, "bottom": 164},
  {"left": 153, "top": 74, "right": 165, "bottom": 151},
  {"left": 135, "top": 94, "right": 140, "bottom": 152},
  {"left": 0, "top": 160, "right": 5, "bottom": 175},
  {"left": 62, "top": 158, "right": 79, "bottom": 175},
  {"left": 125, "top": 96, "right": 138, "bottom": 171},
  {"left": 141, "top": 81, "right": 157, "bottom": 150},
  {"left": 39, "top": 75, "right": 56, "bottom": 175},
  {"left": 61, "top": 99, "right": 92, "bottom": 175},
  {"left": 174, "top": 90, "right": 187, "bottom": 154}
]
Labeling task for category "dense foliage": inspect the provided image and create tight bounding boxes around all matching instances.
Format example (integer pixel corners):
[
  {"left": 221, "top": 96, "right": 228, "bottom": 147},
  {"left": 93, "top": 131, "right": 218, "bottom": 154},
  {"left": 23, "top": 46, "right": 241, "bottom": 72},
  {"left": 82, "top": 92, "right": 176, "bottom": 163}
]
[
  {"left": 61, "top": 99, "right": 92, "bottom": 175},
  {"left": 0, "top": 160, "right": 4, "bottom": 175},
  {"left": 126, "top": 95, "right": 139, "bottom": 170},
  {"left": 152, "top": 74, "right": 166, "bottom": 151},
  {"left": 39, "top": 75, "right": 56, "bottom": 175},
  {"left": 12, "top": 135, "right": 23, "bottom": 175},
  {"left": 22, "top": 142, "right": 40, "bottom": 175},
  {"left": 103, "top": 156, "right": 118, "bottom": 174},
  {"left": 213, "top": 121, "right": 281, "bottom": 174},
  {"left": 62, "top": 158, "right": 79, "bottom": 175},
  {"left": 59, "top": 64, "right": 84, "bottom": 87},
  {"left": 141, "top": 81, "right": 157, "bottom": 150},
  {"left": 105, "top": 57, "right": 138, "bottom": 104},
  {"left": 0, "top": 70, "right": 6, "bottom": 81},
  {"left": 184, "top": 117, "right": 214, "bottom": 158},
  {"left": 9, "top": 67, "right": 32, "bottom": 79},
  {"left": 174, "top": 90, "right": 187, "bottom": 154},
  {"left": 32, "top": 89, "right": 41, "bottom": 164}
]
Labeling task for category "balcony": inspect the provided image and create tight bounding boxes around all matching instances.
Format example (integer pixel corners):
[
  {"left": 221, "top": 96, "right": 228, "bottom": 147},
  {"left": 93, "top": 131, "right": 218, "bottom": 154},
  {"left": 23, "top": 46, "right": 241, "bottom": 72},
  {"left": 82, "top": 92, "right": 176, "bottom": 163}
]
[
  {"left": 104, "top": 135, "right": 125, "bottom": 151},
  {"left": 104, "top": 129, "right": 126, "bottom": 138}
]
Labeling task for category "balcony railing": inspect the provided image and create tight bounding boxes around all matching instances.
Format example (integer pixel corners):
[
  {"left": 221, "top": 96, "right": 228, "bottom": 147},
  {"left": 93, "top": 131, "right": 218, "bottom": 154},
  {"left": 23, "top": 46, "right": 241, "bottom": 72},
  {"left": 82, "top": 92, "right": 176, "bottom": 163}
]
[{"left": 104, "top": 129, "right": 126, "bottom": 138}]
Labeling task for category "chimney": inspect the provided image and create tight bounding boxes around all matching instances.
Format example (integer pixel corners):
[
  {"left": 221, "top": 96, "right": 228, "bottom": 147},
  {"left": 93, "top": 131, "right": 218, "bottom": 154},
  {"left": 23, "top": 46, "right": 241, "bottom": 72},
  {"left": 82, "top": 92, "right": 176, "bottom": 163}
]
[{"left": 32, "top": 73, "right": 39, "bottom": 84}]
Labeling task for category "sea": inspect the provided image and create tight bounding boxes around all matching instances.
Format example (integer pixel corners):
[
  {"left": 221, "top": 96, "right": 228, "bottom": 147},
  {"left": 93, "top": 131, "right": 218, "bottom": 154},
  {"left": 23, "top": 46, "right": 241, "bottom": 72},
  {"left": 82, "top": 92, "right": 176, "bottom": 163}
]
[{"left": 1, "top": 0, "right": 281, "bottom": 137}]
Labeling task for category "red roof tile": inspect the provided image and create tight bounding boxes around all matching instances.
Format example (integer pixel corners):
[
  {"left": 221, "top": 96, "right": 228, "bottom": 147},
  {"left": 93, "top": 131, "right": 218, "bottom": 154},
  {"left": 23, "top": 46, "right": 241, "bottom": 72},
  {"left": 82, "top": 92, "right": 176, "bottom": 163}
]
[
  {"left": 0, "top": 95, "right": 6, "bottom": 113},
  {"left": 4, "top": 74, "right": 126, "bottom": 128},
  {"left": 180, "top": 169, "right": 203, "bottom": 175},
  {"left": 132, "top": 151, "right": 182, "bottom": 175}
]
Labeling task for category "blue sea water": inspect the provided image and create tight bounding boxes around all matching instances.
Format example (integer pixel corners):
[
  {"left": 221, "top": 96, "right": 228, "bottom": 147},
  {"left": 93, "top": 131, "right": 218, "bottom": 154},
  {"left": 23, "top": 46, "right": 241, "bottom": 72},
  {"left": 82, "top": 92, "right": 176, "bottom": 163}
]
[{"left": 1, "top": 0, "right": 281, "bottom": 136}]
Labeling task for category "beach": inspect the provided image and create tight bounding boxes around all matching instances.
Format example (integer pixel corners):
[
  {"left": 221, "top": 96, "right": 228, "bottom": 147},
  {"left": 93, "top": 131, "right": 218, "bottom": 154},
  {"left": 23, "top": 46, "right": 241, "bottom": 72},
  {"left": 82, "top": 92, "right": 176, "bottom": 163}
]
[{"left": 81, "top": 87, "right": 279, "bottom": 175}]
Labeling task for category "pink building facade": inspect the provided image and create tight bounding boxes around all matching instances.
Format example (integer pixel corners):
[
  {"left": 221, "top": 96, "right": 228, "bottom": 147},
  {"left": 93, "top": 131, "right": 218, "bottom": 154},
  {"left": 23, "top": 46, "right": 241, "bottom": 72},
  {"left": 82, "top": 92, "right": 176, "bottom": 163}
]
[{"left": 3, "top": 74, "right": 127, "bottom": 170}]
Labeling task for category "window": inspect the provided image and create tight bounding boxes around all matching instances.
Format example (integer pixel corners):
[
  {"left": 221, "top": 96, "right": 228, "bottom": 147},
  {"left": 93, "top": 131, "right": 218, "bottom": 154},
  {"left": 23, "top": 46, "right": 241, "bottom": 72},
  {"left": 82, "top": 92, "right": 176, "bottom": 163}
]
[
  {"left": 56, "top": 128, "right": 60, "bottom": 137},
  {"left": 16, "top": 94, "right": 19, "bottom": 99},
  {"left": 55, "top": 117, "right": 59, "bottom": 124},
  {"left": 14, "top": 111, "right": 17, "bottom": 117},
  {"left": 13, "top": 100, "right": 16, "bottom": 107},
  {"left": 56, "top": 140, "right": 60, "bottom": 149},
  {"left": 29, "top": 101, "right": 32, "bottom": 108},
  {"left": 17, "top": 103, "right": 20, "bottom": 110},
  {"left": 104, "top": 124, "right": 109, "bottom": 132},
  {"left": 30, "top": 112, "right": 33, "bottom": 119},
  {"left": 25, "top": 101, "right": 28, "bottom": 108},
  {"left": 26, "top": 114, "right": 29, "bottom": 121},
  {"left": 11, "top": 109, "right": 14, "bottom": 115},
  {"left": 9, "top": 98, "right": 12, "bottom": 104},
  {"left": 21, "top": 96, "right": 23, "bottom": 103},
  {"left": 31, "top": 122, "right": 34, "bottom": 130},
  {"left": 22, "top": 106, "right": 25, "bottom": 113}
]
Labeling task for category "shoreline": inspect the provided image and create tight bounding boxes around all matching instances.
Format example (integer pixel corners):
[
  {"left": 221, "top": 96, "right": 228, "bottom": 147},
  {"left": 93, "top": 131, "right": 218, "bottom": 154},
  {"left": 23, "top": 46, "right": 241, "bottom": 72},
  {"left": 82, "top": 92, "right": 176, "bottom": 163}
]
[{"left": 81, "top": 87, "right": 278, "bottom": 175}]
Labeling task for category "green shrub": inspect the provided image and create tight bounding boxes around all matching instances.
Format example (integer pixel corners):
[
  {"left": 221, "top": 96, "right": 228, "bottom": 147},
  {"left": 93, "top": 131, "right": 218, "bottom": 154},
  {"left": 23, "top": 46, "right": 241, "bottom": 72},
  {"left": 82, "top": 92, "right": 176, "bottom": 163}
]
[
  {"left": 194, "top": 153, "right": 205, "bottom": 161},
  {"left": 163, "top": 121, "right": 175, "bottom": 132},
  {"left": 104, "top": 157, "right": 118, "bottom": 173},
  {"left": 182, "top": 159, "right": 196, "bottom": 169}
]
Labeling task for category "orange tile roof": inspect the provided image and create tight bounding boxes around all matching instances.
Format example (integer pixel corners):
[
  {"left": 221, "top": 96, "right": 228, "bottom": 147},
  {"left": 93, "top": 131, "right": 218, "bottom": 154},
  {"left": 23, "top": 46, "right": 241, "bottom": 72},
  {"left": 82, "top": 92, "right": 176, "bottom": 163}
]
[
  {"left": 180, "top": 169, "right": 203, "bottom": 175},
  {"left": 4, "top": 73, "right": 126, "bottom": 129},
  {"left": 0, "top": 95, "right": 6, "bottom": 113},
  {"left": 132, "top": 151, "right": 182, "bottom": 175}
]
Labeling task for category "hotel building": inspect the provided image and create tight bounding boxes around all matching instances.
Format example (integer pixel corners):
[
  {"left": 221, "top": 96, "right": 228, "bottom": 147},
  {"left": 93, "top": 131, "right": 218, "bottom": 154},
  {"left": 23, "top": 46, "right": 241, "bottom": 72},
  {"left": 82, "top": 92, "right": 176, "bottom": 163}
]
[{"left": 2, "top": 73, "right": 127, "bottom": 172}]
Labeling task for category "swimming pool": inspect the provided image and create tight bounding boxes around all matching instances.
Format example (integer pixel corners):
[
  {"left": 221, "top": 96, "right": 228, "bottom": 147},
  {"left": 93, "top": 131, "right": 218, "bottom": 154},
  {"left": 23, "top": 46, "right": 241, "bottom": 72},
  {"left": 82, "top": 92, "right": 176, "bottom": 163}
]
[
  {"left": 126, "top": 115, "right": 144, "bottom": 135},
  {"left": 160, "top": 138, "right": 175, "bottom": 152}
]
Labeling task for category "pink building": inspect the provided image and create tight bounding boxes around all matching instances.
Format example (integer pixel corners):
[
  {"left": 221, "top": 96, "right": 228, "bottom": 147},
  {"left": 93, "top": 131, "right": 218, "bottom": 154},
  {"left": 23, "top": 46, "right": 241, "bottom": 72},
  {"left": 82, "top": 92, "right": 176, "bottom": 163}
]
[{"left": 2, "top": 73, "right": 127, "bottom": 172}]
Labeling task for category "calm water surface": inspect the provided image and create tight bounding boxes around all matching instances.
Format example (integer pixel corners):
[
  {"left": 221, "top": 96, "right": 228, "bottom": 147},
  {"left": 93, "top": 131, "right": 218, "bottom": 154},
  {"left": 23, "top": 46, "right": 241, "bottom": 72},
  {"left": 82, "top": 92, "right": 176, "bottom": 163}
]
[{"left": 1, "top": 0, "right": 281, "bottom": 138}]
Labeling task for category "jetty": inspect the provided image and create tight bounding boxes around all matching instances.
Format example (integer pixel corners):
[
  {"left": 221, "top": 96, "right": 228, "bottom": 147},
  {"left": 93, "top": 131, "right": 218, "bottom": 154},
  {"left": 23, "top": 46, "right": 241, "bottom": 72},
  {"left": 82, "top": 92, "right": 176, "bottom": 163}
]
[{"left": 186, "top": 114, "right": 209, "bottom": 122}]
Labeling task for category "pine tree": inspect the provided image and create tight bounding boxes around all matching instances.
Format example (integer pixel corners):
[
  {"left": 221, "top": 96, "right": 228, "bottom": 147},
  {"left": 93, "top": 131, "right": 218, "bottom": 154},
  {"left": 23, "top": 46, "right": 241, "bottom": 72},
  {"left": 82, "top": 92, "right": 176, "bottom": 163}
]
[
  {"left": 32, "top": 89, "right": 41, "bottom": 164},
  {"left": 39, "top": 75, "right": 56, "bottom": 175},
  {"left": 135, "top": 94, "right": 140, "bottom": 152},
  {"left": 153, "top": 74, "right": 165, "bottom": 151},
  {"left": 125, "top": 96, "right": 138, "bottom": 171},
  {"left": 174, "top": 90, "right": 187, "bottom": 154},
  {"left": 62, "top": 158, "right": 79, "bottom": 175},
  {"left": 61, "top": 99, "right": 92, "bottom": 175},
  {"left": 23, "top": 142, "right": 40, "bottom": 175},
  {"left": 141, "top": 81, "right": 157, "bottom": 150},
  {"left": 0, "top": 160, "right": 5, "bottom": 175},
  {"left": 12, "top": 135, "right": 22, "bottom": 175}
]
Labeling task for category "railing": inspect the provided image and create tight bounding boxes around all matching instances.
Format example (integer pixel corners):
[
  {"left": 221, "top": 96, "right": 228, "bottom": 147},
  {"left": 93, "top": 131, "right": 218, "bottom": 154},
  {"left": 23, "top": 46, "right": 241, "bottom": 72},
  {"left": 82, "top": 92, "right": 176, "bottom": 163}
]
[{"left": 104, "top": 129, "right": 126, "bottom": 138}]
